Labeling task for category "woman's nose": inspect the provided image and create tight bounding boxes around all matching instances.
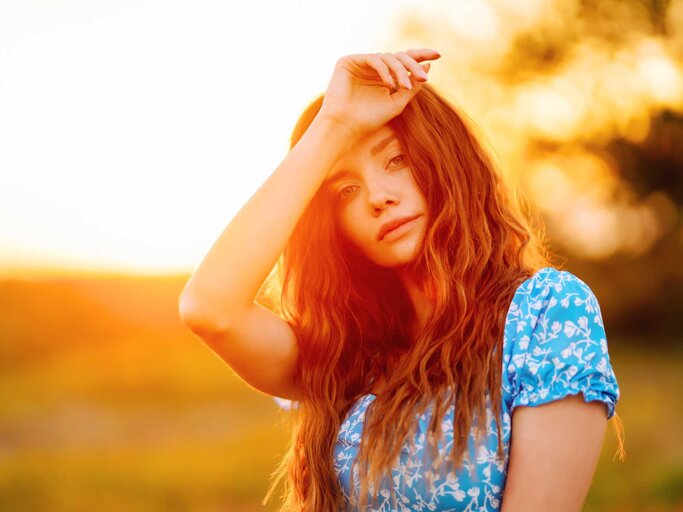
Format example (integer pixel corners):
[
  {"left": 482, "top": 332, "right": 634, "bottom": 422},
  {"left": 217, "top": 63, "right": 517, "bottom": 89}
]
[{"left": 368, "top": 183, "right": 399, "bottom": 211}]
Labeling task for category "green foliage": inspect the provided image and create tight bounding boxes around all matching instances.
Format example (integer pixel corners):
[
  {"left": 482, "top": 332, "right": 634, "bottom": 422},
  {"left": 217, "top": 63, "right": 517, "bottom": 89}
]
[{"left": 0, "top": 276, "right": 680, "bottom": 510}]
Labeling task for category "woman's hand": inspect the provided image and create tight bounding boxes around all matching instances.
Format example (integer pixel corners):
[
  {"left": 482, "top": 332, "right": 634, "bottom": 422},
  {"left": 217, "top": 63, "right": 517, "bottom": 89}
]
[{"left": 317, "top": 49, "right": 441, "bottom": 138}]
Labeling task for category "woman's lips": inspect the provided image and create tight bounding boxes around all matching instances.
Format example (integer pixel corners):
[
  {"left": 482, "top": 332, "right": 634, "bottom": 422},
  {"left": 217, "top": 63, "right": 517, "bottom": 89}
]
[{"left": 379, "top": 215, "right": 420, "bottom": 242}]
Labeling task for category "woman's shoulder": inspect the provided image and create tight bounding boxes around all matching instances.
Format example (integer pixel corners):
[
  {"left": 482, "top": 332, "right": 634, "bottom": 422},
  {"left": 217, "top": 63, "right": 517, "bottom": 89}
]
[
  {"left": 508, "top": 266, "right": 597, "bottom": 311},
  {"left": 504, "top": 265, "right": 605, "bottom": 347},
  {"left": 515, "top": 265, "right": 583, "bottom": 289}
]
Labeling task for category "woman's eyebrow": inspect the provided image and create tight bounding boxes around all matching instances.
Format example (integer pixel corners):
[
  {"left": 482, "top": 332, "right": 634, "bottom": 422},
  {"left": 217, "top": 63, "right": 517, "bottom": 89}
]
[
  {"left": 324, "top": 135, "right": 399, "bottom": 187},
  {"left": 324, "top": 169, "right": 355, "bottom": 187},
  {"left": 370, "top": 134, "right": 398, "bottom": 156}
]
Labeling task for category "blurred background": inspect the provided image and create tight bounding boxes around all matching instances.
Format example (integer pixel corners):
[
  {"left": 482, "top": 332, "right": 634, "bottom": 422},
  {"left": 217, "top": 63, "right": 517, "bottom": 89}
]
[{"left": 1, "top": 0, "right": 682, "bottom": 510}]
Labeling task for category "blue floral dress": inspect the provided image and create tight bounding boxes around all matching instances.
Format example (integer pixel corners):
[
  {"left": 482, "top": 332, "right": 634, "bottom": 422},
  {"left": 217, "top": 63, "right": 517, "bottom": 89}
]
[{"left": 272, "top": 267, "right": 621, "bottom": 511}]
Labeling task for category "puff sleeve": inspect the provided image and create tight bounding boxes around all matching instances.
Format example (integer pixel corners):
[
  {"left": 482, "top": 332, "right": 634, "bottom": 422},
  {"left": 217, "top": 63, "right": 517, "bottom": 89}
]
[{"left": 507, "top": 268, "right": 620, "bottom": 419}]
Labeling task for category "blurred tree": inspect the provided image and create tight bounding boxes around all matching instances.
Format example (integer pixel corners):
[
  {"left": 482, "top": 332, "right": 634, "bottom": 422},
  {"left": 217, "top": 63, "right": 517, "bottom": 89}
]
[{"left": 385, "top": 0, "right": 683, "bottom": 341}]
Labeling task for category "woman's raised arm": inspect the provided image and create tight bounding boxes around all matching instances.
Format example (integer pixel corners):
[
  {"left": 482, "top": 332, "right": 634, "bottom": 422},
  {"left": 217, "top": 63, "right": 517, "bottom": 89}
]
[
  {"left": 178, "top": 113, "right": 358, "bottom": 330},
  {"left": 177, "top": 49, "right": 439, "bottom": 399},
  {"left": 178, "top": 49, "right": 438, "bottom": 327}
]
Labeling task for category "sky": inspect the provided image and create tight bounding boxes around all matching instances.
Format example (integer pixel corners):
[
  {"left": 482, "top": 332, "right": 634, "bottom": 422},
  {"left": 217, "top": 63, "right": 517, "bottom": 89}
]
[
  {"left": 0, "top": 0, "right": 421, "bottom": 277},
  {"left": 2, "top": 0, "right": 681, "bottom": 277}
]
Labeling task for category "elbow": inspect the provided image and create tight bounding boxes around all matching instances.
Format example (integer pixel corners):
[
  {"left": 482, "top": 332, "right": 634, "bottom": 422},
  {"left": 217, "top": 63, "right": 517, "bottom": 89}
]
[
  {"left": 177, "top": 292, "right": 205, "bottom": 331},
  {"left": 178, "top": 292, "right": 231, "bottom": 334}
]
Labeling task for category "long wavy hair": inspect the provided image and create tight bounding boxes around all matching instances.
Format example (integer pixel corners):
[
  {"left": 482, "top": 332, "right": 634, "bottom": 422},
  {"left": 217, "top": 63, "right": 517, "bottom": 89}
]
[{"left": 259, "top": 82, "right": 625, "bottom": 511}]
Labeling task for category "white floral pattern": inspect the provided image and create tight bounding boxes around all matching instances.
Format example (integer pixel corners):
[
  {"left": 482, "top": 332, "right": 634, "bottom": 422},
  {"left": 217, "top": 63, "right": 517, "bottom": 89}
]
[{"left": 272, "top": 267, "right": 620, "bottom": 511}]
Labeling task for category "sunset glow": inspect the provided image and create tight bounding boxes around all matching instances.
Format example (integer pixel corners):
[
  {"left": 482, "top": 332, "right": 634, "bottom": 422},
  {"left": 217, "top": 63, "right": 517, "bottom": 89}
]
[{"left": 1, "top": 0, "right": 682, "bottom": 277}]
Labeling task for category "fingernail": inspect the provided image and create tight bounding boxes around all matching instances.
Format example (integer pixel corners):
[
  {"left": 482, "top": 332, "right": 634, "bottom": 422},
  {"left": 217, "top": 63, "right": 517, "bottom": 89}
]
[
  {"left": 403, "top": 77, "right": 412, "bottom": 89},
  {"left": 418, "top": 69, "right": 429, "bottom": 80}
]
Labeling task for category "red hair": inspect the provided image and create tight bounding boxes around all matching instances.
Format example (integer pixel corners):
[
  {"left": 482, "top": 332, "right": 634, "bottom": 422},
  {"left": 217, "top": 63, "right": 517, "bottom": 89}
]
[{"left": 259, "top": 82, "right": 623, "bottom": 511}]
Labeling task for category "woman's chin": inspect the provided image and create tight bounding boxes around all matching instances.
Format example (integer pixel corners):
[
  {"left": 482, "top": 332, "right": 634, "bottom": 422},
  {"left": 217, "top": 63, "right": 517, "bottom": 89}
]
[{"left": 373, "top": 243, "right": 420, "bottom": 268}]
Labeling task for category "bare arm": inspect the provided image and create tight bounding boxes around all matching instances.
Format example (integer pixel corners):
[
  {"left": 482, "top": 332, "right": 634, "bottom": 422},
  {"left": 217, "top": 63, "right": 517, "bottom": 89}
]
[
  {"left": 178, "top": 114, "right": 357, "bottom": 330},
  {"left": 177, "top": 50, "right": 439, "bottom": 399},
  {"left": 501, "top": 395, "right": 609, "bottom": 511},
  {"left": 178, "top": 49, "right": 439, "bottom": 329}
]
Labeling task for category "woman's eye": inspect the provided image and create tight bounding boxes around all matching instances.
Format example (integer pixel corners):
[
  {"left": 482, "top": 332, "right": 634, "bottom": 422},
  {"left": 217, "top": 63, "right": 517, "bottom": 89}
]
[
  {"left": 338, "top": 185, "right": 356, "bottom": 199},
  {"left": 390, "top": 154, "right": 406, "bottom": 166},
  {"left": 334, "top": 156, "right": 404, "bottom": 200}
]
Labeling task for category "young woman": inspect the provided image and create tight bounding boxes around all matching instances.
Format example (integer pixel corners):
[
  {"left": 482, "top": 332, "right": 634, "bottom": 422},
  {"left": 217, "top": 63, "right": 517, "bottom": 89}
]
[{"left": 179, "top": 48, "right": 625, "bottom": 512}]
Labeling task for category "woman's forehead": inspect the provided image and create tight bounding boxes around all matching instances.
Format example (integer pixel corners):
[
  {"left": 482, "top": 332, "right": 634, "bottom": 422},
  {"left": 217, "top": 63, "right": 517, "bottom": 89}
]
[
  {"left": 329, "top": 126, "right": 399, "bottom": 172},
  {"left": 356, "top": 125, "right": 396, "bottom": 152}
]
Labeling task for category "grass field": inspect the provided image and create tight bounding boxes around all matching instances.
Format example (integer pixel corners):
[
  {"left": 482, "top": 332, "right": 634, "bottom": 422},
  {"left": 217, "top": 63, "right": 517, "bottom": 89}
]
[{"left": 0, "top": 275, "right": 680, "bottom": 511}]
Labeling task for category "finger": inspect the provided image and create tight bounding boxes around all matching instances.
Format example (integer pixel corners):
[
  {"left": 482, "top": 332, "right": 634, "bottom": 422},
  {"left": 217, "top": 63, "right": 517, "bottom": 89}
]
[
  {"left": 403, "top": 48, "right": 441, "bottom": 63},
  {"left": 393, "top": 52, "right": 429, "bottom": 82},
  {"left": 377, "top": 53, "right": 413, "bottom": 90},
  {"left": 388, "top": 65, "right": 430, "bottom": 100},
  {"left": 388, "top": 73, "right": 425, "bottom": 101},
  {"left": 363, "top": 54, "right": 396, "bottom": 89}
]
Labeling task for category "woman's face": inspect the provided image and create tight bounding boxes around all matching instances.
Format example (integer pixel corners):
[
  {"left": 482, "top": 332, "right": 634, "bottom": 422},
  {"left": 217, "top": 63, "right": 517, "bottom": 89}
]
[{"left": 323, "top": 124, "right": 428, "bottom": 268}]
